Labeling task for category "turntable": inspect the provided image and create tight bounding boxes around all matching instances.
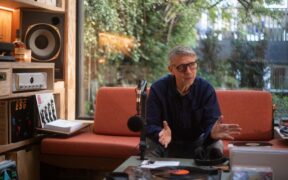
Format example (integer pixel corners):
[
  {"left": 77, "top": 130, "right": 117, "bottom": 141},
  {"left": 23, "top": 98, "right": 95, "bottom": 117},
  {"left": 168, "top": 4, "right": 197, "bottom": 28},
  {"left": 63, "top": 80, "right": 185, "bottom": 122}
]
[{"left": 124, "top": 166, "right": 221, "bottom": 180}]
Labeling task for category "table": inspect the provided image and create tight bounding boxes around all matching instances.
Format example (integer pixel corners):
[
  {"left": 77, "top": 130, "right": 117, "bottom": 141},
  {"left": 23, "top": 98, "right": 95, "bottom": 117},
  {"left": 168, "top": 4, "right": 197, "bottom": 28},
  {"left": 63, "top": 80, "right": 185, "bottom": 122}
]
[{"left": 113, "top": 156, "right": 230, "bottom": 179}]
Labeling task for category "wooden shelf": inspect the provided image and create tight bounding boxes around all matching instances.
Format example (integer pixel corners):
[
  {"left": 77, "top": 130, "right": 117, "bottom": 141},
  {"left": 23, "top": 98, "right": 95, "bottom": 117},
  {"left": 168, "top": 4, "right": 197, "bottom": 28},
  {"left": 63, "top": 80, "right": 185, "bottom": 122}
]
[
  {"left": 0, "top": 0, "right": 65, "bottom": 12},
  {"left": 0, "top": 2, "right": 68, "bottom": 179},
  {"left": 0, "top": 135, "right": 43, "bottom": 154},
  {"left": 0, "top": 62, "right": 54, "bottom": 100}
]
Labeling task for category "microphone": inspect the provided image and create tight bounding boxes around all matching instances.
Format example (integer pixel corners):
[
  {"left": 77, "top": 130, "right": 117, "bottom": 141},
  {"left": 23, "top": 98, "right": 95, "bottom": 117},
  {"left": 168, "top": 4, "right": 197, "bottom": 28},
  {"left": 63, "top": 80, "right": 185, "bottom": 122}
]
[{"left": 127, "top": 115, "right": 143, "bottom": 132}]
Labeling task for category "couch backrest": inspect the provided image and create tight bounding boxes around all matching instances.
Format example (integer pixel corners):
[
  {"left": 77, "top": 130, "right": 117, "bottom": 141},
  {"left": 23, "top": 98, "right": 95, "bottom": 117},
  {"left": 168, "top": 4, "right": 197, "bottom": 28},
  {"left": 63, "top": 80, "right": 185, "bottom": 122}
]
[
  {"left": 94, "top": 87, "right": 139, "bottom": 136},
  {"left": 94, "top": 87, "right": 274, "bottom": 140},
  {"left": 216, "top": 90, "right": 273, "bottom": 140}
]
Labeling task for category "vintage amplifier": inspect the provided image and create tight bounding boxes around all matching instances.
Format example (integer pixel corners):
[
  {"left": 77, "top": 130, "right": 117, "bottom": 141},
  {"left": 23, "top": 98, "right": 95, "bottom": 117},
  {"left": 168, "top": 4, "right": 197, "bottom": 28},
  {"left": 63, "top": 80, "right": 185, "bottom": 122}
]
[{"left": 12, "top": 72, "right": 47, "bottom": 92}]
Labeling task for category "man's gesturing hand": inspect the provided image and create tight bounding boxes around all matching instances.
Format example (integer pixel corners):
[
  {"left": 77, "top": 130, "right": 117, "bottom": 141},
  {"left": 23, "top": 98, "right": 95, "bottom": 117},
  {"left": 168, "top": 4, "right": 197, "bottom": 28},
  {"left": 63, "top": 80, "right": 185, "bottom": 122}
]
[
  {"left": 159, "top": 121, "right": 171, "bottom": 148},
  {"left": 211, "top": 116, "right": 242, "bottom": 140}
]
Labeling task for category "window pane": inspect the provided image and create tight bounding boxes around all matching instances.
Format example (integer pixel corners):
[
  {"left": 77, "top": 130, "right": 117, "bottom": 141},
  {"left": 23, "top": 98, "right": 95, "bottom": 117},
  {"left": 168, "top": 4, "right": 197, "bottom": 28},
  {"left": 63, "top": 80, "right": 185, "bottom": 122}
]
[{"left": 77, "top": 0, "right": 288, "bottom": 122}]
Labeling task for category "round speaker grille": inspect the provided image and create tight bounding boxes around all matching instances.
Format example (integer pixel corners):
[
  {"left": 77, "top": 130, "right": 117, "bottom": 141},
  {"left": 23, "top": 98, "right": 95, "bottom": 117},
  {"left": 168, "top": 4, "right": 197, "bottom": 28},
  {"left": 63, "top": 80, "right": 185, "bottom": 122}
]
[{"left": 24, "top": 23, "right": 61, "bottom": 61}]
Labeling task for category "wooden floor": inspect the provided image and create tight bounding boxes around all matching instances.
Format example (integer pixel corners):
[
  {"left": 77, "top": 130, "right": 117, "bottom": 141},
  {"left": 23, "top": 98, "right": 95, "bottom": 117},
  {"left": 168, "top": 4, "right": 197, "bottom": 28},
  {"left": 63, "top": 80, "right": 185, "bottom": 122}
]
[{"left": 40, "top": 162, "right": 107, "bottom": 180}]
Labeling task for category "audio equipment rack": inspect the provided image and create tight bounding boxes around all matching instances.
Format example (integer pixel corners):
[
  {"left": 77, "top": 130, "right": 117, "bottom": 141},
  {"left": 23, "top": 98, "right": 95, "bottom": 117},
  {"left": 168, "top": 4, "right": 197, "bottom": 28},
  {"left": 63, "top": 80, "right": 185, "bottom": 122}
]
[
  {"left": 0, "top": 1, "right": 69, "bottom": 179},
  {"left": 0, "top": 62, "right": 54, "bottom": 180}
]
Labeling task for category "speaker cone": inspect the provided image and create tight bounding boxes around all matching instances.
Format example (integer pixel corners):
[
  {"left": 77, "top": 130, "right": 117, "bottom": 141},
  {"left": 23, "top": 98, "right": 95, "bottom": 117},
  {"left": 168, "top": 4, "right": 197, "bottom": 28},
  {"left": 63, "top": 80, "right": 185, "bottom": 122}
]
[{"left": 24, "top": 23, "right": 61, "bottom": 61}]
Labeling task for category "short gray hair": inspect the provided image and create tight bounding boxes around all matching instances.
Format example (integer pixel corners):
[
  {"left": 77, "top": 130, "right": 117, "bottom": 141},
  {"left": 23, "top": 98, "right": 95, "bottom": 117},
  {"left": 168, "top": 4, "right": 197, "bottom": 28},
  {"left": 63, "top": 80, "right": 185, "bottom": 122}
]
[{"left": 168, "top": 46, "right": 197, "bottom": 65}]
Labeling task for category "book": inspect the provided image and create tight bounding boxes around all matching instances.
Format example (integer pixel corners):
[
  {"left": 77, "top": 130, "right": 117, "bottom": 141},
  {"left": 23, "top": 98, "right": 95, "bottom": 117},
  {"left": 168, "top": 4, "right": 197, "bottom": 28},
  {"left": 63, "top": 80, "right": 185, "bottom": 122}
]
[{"left": 35, "top": 93, "right": 87, "bottom": 135}]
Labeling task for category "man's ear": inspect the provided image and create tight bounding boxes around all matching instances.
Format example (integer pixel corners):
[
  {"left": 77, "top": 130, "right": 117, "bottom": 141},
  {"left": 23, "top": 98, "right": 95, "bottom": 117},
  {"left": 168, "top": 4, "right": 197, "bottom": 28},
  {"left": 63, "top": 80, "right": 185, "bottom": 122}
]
[{"left": 168, "top": 65, "right": 173, "bottom": 74}]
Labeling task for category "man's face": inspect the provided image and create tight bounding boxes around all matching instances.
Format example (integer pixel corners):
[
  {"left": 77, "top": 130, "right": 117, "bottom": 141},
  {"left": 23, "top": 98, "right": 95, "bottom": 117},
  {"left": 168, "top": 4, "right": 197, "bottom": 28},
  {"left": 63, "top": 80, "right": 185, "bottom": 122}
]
[{"left": 168, "top": 55, "right": 198, "bottom": 88}]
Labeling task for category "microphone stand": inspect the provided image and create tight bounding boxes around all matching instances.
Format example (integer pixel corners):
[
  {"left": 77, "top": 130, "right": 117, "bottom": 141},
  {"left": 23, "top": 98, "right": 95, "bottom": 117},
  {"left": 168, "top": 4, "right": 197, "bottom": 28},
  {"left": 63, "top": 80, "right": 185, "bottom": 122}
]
[
  {"left": 135, "top": 80, "right": 147, "bottom": 160},
  {"left": 139, "top": 89, "right": 147, "bottom": 160}
]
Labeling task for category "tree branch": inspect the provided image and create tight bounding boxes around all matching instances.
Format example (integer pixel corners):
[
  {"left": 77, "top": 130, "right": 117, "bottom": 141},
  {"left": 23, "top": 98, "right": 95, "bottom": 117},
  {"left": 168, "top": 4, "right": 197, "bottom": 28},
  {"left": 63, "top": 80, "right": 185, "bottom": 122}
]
[
  {"left": 238, "top": 0, "right": 253, "bottom": 10},
  {"left": 208, "top": 0, "right": 225, "bottom": 9},
  {"left": 167, "top": 17, "right": 175, "bottom": 43}
]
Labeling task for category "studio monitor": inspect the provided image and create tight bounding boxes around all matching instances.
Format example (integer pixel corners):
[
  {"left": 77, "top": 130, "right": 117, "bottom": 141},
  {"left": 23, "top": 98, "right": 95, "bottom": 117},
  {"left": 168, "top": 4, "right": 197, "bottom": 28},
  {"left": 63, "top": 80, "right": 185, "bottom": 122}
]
[{"left": 20, "top": 10, "right": 65, "bottom": 80}]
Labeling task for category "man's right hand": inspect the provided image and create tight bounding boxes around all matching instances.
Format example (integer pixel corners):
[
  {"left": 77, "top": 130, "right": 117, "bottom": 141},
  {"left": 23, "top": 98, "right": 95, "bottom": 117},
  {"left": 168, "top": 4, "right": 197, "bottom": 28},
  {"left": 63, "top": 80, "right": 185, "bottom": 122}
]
[{"left": 158, "top": 121, "right": 171, "bottom": 148}]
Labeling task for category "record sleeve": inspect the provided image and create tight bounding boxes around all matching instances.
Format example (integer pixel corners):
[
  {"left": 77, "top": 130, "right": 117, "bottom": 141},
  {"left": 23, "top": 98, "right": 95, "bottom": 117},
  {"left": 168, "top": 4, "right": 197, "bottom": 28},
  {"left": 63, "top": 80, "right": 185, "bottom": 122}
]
[{"left": 35, "top": 93, "right": 87, "bottom": 135}]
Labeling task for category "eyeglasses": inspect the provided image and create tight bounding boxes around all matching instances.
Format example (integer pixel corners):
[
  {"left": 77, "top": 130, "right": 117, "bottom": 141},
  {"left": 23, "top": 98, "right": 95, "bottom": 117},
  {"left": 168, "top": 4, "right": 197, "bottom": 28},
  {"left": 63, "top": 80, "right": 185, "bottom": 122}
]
[{"left": 173, "top": 61, "right": 197, "bottom": 73}]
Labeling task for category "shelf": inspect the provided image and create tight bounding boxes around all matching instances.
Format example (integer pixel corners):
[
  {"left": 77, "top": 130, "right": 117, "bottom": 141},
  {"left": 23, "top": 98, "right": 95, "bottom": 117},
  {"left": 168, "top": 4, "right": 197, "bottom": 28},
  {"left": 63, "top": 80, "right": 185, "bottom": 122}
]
[
  {"left": 0, "top": 62, "right": 54, "bottom": 100},
  {"left": 0, "top": 0, "right": 65, "bottom": 12},
  {"left": 0, "top": 135, "right": 43, "bottom": 154}
]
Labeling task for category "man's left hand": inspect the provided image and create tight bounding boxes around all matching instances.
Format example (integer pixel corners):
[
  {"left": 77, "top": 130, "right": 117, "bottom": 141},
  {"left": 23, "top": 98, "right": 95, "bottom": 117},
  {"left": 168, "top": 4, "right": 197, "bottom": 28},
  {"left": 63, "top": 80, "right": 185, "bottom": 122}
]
[{"left": 211, "top": 115, "right": 242, "bottom": 140}]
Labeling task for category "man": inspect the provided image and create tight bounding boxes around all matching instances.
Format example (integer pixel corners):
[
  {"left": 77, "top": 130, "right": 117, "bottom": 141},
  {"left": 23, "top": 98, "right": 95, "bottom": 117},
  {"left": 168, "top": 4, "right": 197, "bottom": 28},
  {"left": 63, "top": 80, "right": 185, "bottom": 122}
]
[{"left": 146, "top": 46, "right": 241, "bottom": 159}]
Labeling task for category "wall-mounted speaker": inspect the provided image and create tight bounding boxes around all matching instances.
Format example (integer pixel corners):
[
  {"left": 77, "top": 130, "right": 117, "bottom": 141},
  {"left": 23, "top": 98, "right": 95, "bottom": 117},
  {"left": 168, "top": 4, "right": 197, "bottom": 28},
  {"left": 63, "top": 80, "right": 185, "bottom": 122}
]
[{"left": 20, "top": 10, "right": 65, "bottom": 80}]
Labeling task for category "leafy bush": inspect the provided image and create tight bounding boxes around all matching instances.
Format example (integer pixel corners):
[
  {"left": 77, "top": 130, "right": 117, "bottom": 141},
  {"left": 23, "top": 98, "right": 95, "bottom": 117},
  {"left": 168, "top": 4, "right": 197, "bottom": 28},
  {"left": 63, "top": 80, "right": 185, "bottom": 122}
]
[{"left": 272, "top": 93, "right": 288, "bottom": 124}]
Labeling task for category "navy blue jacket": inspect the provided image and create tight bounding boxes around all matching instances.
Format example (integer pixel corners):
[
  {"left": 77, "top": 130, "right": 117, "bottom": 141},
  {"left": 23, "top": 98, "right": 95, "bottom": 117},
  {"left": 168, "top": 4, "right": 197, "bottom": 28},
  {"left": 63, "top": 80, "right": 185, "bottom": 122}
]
[{"left": 146, "top": 74, "right": 221, "bottom": 144}]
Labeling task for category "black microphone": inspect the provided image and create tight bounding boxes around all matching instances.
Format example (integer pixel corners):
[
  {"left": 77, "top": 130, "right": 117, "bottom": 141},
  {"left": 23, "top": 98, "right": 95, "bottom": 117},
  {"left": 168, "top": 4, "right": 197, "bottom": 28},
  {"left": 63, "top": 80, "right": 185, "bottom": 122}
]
[{"left": 127, "top": 115, "right": 143, "bottom": 132}]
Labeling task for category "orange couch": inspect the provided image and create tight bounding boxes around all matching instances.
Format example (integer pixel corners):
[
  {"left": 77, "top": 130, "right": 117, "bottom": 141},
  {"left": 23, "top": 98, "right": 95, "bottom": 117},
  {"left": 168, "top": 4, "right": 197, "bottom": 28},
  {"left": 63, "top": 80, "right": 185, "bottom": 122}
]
[
  {"left": 41, "top": 87, "right": 140, "bottom": 171},
  {"left": 40, "top": 87, "right": 287, "bottom": 171},
  {"left": 216, "top": 90, "right": 282, "bottom": 156}
]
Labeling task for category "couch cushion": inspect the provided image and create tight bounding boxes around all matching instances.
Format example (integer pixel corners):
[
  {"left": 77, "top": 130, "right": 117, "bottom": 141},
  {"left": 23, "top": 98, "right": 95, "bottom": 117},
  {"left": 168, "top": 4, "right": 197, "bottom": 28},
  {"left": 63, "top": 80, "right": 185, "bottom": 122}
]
[
  {"left": 94, "top": 87, "right": 139, "bottom": 136},
  {"left": 216, "top": 90, "right": 273, "bottom": 141},
  {"left": 41, "top": 131, "right": 139, "bottom": 158}
]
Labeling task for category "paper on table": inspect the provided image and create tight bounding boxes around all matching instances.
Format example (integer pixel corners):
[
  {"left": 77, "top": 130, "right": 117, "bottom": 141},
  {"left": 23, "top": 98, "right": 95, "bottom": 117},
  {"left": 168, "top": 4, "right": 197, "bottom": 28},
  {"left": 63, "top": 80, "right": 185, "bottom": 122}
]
[{"left": 141, "top": 160, "right": 180, "bottom": 169}]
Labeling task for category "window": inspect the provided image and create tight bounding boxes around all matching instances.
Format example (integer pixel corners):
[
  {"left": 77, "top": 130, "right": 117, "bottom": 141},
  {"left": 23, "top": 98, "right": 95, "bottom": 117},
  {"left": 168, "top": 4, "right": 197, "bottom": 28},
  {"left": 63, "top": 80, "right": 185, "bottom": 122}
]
[{"left": 77, "top": 0, "right": 288, "bottom": 122}]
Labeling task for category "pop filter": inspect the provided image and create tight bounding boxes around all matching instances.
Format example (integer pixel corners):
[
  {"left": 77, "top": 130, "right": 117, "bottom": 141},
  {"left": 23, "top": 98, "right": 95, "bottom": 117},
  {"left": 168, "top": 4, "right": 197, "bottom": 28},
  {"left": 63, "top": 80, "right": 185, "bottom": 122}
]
[{"left": 127, "top": 115, "right": 143, "bottom": 132}]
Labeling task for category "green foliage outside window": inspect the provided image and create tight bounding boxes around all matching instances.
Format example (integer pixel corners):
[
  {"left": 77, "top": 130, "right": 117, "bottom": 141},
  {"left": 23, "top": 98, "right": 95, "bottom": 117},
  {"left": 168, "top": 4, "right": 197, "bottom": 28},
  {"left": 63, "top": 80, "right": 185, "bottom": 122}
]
[
  {"left": 273, "top": 94, "right": 288, "bottom": 123},
  {"left": 80, "top": 0, "right": 287, "bottom": 118}
]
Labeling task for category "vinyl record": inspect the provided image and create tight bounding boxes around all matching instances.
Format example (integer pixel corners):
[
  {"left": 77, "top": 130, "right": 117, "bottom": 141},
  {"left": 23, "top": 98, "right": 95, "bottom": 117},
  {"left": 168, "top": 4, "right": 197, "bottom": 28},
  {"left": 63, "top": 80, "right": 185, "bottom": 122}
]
[
  {"left": 232, "top": 141, "right": 272, "bottom": 147},
  {"left": 24, "top": 23, "right": 61, "bottom": 61},
  {"left": 150, "top": 166, "right": 220, "bottom": 180}
]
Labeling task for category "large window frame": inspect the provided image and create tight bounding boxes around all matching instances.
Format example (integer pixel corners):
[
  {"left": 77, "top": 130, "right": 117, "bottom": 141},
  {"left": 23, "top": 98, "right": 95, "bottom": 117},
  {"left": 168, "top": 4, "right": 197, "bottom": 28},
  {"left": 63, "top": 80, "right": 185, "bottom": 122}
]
[
  {"left": 76, "top": 0, "right": 92, "bottom": 120},
  {"left": 76, "top": 0, "right": 288, "bottom": 122}
]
